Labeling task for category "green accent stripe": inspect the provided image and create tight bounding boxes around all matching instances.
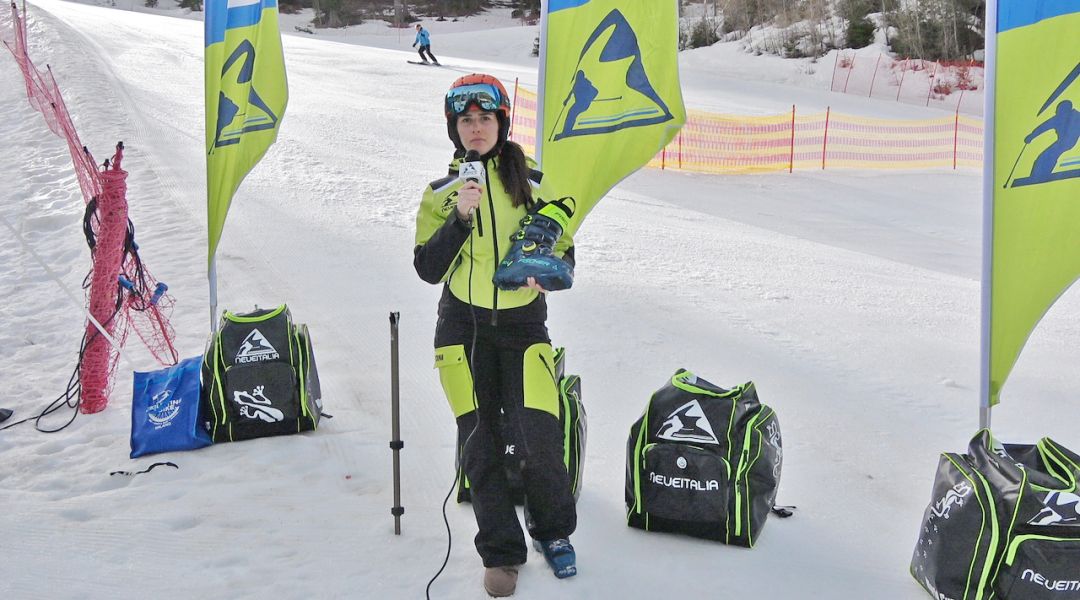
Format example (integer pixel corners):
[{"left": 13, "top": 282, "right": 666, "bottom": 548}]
[
  {"left": 1005, "top": 534, "right": 1074, "bottom": 566},
  {"left": 561, "top": 378, "right": 573, "bottom": 471},
  {"left": 214, "top": 335, "right": 227, "bottom": 425},
  {"left": 942, "top": 454, "right": 988, "bottom": 600},
  {"left": 631, "top": 400, "right": 652, "bottom": 515}
]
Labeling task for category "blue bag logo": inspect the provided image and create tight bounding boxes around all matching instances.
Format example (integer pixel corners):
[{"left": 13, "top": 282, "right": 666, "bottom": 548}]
[
  {"left": 130, "top": 356, "right": 212, "bottom": 458},
  {"left": 147, "top": 389, "right": 182, "bottom": 427}
]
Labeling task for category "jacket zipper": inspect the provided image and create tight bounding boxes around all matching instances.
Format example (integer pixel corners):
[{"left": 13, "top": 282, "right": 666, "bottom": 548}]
[{"left": 484, "top": 164, "right": 499, "bottom": 325}]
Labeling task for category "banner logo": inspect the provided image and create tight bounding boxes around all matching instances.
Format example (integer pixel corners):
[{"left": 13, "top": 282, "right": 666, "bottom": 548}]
[
  {"left": 211, "top": 39, "right": 281, "bottom": 151},
  {"left": 548, "top": 9, "right": 674, "bottom": 142},
  {"left": 656, "top": 399, "right": 719, "bottom": 445},
  {"left": 1008, "top": 63, "right": 1080, "bottom": 188}
]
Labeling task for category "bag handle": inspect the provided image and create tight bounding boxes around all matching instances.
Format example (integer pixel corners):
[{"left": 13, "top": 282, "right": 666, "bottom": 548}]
[
  {"left": 1037, "top": 438, "right": 1080, "bottom": 491},
  {"left": 669, "top": 369, "right": 749, "bottom": 398},
  {"left": 224, "top": 304, "right": 288, "bottom": 323}
]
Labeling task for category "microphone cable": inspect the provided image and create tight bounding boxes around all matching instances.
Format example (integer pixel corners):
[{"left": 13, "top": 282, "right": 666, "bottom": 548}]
[{"left": 426, "top": 193, "right": 483, "bottom": 600}]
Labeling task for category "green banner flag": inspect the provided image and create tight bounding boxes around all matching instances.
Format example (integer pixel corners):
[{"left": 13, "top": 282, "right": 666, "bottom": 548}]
[
  {"left": 538, "top": 0, "right": 685, "bottom": 236},
  {"left": 205, "top": 0, "right": 288, "bottom": 262},
  {"left": 982, "top": 1, "right": 1080, "bottom": 408}
]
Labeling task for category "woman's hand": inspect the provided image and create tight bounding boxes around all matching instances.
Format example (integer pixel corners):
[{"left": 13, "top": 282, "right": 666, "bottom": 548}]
[
  {"left": 525, "top": 277, "right": 548, "bottom": 293},
  {"left": 456, "top": 182, "right": 483, "bottom": 221}
]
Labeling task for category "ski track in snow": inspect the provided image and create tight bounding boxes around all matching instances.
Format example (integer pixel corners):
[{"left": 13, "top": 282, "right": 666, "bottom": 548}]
[{"left": 2, "top": 2, "right": 1078, "bottom": 599}]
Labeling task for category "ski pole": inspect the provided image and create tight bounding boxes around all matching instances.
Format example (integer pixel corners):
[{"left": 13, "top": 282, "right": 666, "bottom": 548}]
[
  {"left": 389, "top": 312, "right": 404, "bottom": 535},
  {"left": 1003, "top": 143, "right": 1027, "bottom": 189}
]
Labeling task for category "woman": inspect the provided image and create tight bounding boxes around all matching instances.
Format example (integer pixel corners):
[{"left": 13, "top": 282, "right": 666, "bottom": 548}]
[{"left": 413, "top": 74, "right": 577, "bottom": 597}]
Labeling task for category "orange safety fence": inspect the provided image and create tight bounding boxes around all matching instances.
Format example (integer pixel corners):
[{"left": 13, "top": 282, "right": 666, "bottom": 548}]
[{"left": 509, "top": 83, "right": 983, "bottom": 175}]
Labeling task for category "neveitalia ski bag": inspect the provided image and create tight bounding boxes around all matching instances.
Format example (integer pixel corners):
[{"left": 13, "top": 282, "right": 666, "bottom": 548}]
[
  {"left": 911, "top": 429, "right": 1080, "bottom": 600},
  {"left": 201, "top": 305, "right": 322, "bottom": 443},
  {"left": 456, "top": 346, "right": 586, "bottom": 504},
  {"left": 626, "top": 369, "right": 782, "bottom": 547}
]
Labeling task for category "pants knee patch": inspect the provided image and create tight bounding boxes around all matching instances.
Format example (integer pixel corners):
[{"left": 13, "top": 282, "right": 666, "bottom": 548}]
[
  {"left": 435, "top": 344, "right": 475, "bottom": 417},
  {"left": 522, "top": 343, "right": 559, "bottom": 418}
]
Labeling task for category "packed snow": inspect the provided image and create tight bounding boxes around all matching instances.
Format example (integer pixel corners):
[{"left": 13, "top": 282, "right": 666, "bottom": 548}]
[{"left": 2, "top": 1, "right": 1077, "bottom": 599}]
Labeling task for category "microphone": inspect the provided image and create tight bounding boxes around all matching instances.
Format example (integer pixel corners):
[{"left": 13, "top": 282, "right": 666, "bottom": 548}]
[
  {"left": 459, "top": 150, "right": 484, "bottom": 219},
  {"left": 460, "top": 150, "right": 484, "bottom": 184}
]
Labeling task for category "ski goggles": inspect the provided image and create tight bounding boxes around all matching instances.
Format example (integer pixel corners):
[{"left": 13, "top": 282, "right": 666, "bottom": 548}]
[{"left": 445, "top": 83, "right": 507, "bottom": 116}]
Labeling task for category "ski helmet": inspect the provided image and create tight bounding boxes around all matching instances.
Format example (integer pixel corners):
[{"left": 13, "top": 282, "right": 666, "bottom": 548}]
[{"left": 445, "top": 73, "right": 512, "bottom": 153}]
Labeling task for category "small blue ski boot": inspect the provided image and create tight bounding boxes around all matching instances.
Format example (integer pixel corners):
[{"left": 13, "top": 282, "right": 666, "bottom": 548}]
[
  {"left": 493, "top": 198, "right": 576, "bottom": 292},
  {"left": 533, "top": 538, "right": 577, "bottom": 579}
]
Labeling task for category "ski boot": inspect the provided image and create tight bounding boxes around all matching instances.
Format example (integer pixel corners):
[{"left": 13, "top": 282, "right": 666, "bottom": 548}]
[
  {"left": 534, "top": 538, "right": 577, "bottom": 579},
  {"left": 494, "top": 198, "right": 575, "bottom": 291}
]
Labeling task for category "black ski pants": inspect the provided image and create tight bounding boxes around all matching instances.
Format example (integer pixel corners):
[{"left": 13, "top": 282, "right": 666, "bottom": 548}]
[
  {"left": 435, "top": 318, "right": 577, "bottom": 568},
  {"left": 417, "top": 44, "right": 437, "bottom": 63}
]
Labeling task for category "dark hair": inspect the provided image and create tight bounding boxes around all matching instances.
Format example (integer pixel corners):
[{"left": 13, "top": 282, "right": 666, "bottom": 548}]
[{"left": 497, "top": 141, "right": 533, "bottom": 209}]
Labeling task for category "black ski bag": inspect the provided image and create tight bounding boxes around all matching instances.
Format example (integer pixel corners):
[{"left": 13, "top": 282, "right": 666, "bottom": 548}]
[
  {"left": 456, "top": 346, "right": 586, "bottom": 504},
  {"left": 201, "top": 305, "right": 322, "bottom": 443},
  {"left": 626, "top": 369, "right": 782, "bottom": 547},
  {"left": 911, "top": 429, "right": 1080, "bottom": 600}
]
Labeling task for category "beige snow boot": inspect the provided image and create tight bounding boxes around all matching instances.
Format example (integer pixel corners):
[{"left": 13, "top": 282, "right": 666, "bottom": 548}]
[{"left": 483, "top": 565, "right": 520, "bottom": 597}]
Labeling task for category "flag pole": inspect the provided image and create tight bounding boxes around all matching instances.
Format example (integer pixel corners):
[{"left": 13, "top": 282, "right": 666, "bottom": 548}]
[
  {"left": 978, "top": 0, "right": 998, "bottom": 431},
  {"left": 209, "top": 254, "right": 220, "bottom": 333},
  {"left": 535, "top": 0, "right": 550, "bottom": 168}
]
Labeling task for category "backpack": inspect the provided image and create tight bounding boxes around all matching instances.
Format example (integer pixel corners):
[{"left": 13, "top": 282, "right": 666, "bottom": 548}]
[
  {"left": 625, "top": 369, "right": 783, "bottom": 547},
  {"left": 200, "top": 305, "right": 322, "bottom": 443},
  {"left": 456, "top": 346, "right": 587, "bottom": 503},
  {"left": 910, "top": 429, "right": 1080, "bottom": 600}
]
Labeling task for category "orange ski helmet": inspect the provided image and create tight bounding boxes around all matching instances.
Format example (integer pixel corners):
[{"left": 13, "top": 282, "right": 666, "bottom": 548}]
[{"left": 445, "top": 73, "right": 512, "bottom": 153}]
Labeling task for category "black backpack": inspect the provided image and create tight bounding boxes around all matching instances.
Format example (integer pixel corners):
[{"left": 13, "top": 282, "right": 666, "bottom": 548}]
[
  {"left": 457, "top": 346, "right": 586, "bottom": 503},
  {"left": 626, "top": 369, "right": 782, "bottom": 547},
  {"left": 910, "top": 429, "right": 1080, "bottom": 600},
  {"left": 201, "top": 305, "right": 322, "bottom": 443}
]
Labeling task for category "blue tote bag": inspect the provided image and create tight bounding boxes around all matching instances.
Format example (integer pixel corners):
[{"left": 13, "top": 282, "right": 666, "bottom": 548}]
[{"left": 130, "top": 356, "right": 212, "bottom": 458}]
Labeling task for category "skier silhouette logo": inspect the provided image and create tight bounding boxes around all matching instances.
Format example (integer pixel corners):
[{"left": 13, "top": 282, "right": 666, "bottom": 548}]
[
  {"left": 1008, "top": 62, "right": 1080, "bottom": 187},
  {"left": 549, "top": 9, "right": 674, "bottom": 142},
  {"left": 211, "top": 39, "right": 280, "bottom": 152},
  {"left": 656, "top": 400, "right": 719, "bottom": 445}
]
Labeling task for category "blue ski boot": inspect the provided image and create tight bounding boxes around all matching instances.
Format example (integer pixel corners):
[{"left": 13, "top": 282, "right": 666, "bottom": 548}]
[
  {"left": 533, "top": 538, "right": 577, "bottom": 579},
  {"left": 493, "top": 198, "right": 575, "bottom": 291}
]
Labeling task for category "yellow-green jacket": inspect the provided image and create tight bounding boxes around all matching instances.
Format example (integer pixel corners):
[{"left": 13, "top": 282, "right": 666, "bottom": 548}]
[{"left": 413, "top": 155, "right": 574, "bottom": 324}]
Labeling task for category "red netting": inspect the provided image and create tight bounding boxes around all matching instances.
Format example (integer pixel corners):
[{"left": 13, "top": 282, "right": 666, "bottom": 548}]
[{"left": 4, "top": 2, "right": 178, "bottom": 416}]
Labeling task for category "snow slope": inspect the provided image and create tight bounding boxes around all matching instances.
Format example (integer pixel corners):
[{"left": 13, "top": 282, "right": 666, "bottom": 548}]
[{"left": 2, "top": 2, "right": 1077, "bottom": 599}]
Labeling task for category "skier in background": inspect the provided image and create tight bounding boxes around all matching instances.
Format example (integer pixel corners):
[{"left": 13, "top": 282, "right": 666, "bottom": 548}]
[{"left": 412, "top": 23, "right": 439, "bottom": 65}]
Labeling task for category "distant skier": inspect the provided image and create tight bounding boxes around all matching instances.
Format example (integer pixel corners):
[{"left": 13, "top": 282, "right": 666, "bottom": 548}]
[{"left": 412, "top": 23, "right": 439, "bottom": 65}]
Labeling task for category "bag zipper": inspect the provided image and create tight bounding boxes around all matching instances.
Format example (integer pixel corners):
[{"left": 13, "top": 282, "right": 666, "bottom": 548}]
[{"left": 733, "top": 409, "right": 766, "bottom": 539}]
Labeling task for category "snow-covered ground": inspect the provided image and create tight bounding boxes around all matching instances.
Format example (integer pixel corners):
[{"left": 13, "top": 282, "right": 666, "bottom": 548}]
[{"left": 2, "top": 1, "right": 1076, "bottom": 599}]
